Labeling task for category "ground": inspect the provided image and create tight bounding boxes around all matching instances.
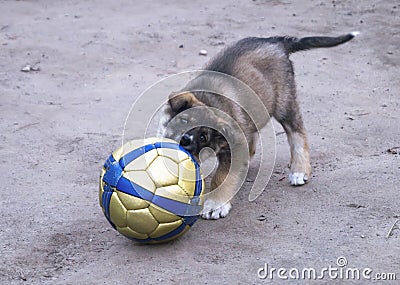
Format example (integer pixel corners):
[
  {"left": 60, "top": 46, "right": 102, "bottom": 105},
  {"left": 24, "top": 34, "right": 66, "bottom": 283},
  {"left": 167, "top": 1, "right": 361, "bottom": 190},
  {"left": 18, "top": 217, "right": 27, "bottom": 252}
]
[{"left": 0, "top": 0, "right": 399, "bottom": 284}]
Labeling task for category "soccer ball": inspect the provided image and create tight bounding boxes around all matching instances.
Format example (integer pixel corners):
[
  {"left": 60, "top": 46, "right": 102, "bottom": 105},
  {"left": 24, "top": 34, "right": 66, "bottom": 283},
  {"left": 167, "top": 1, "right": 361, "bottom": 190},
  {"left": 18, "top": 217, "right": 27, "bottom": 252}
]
[{"left": 99, "top": 137, "right": 204, "bottom": 244}]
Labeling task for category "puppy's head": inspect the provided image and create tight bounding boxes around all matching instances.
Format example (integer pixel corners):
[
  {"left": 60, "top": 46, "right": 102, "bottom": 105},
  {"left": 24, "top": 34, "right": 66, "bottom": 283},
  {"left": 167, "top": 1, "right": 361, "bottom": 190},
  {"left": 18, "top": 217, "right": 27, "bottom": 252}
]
[{"left": 159, "top": 91, "right": 233, "bottom": 159}]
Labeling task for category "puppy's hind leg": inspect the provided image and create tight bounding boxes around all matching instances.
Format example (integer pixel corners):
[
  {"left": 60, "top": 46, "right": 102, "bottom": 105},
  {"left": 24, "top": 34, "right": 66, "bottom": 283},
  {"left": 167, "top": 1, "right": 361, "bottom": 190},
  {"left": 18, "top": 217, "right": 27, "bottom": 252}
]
[{"left": 277, "top": 101, "right": 312, "bottom": 186}]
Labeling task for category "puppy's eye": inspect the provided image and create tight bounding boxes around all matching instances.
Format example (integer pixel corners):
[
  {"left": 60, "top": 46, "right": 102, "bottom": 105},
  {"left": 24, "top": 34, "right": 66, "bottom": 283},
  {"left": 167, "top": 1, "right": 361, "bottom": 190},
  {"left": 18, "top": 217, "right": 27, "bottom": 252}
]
[{"left": 200, "top": 134, "right": 207, "bottom": 143}]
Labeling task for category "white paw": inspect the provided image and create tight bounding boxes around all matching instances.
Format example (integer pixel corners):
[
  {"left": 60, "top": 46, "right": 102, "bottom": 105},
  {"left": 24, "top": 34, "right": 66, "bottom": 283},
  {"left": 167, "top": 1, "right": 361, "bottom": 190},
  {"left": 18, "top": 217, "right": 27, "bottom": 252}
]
[
  {"left": 289, "top": 172, "right": 309, "bottom": 186},
  {"left": 201, "top": 200, "right": 232, "bottom": 220}
]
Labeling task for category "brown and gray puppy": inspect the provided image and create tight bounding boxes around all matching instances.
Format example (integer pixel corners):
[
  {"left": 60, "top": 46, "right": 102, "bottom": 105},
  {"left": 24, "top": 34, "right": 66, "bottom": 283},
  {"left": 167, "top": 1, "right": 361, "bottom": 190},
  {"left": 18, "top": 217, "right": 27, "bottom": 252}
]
[{"left": 159, "top": 32, "right": 358, "bottom": 219}]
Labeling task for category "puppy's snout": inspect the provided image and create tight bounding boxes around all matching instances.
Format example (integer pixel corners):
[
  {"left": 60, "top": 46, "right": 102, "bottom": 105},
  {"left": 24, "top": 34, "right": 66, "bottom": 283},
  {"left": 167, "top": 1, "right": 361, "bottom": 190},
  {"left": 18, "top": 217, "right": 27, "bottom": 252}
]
[{"left": 180, "top": 134, "right": 193, "bottom": 148}]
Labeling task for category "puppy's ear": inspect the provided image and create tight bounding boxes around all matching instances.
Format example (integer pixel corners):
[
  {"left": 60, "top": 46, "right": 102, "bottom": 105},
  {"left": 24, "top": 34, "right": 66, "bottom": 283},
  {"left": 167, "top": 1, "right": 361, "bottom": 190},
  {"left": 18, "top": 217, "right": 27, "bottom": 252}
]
[{"left": 168, "top": 92, "right": 204, "bottom": 113}]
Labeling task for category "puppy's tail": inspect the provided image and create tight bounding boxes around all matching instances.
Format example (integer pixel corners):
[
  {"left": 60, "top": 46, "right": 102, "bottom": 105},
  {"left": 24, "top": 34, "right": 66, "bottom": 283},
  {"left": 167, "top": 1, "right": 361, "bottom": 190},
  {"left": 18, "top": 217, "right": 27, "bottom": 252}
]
[{"left": 281, "top": 31, "right": 359, "bottom": 54}]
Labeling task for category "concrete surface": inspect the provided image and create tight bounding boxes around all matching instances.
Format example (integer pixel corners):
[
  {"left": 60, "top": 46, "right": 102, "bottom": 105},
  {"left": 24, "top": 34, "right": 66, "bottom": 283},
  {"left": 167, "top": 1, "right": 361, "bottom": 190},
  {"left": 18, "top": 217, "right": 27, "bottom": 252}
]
[{"left": 0, "top": 0, "right": 399, "bottom": 284}]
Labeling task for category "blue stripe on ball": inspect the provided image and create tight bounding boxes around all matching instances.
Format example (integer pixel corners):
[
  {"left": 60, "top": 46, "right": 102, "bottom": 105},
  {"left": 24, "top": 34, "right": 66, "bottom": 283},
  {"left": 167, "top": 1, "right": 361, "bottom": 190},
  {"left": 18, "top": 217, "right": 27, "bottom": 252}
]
[
  {"left": 120, "top": 144, "right": 156, "bottom": 168},
  {"left": 101, "top": 190, "right": 115, "bottom": 229},
  {"left": 103, "top": 155, "right": 123, "bottom": 187},
  {"left": 116, "top": 176, "right": 154, "bottom": 202},
  {"left": 152, "top": 195, "right": 203, "bottom": 217},
  {"left": 101, "top": 154, "right": 120, "bottom": 229},
  {"left": 153, "top": 222, "right": 188, "bottom": 241},
  {"left": 116, "top": 175, "right": 202, "bottom": 217},
  {"left": 194, "top": 166, "right": 202, "bottom": 197},
  {"left": 183, "top": 214, "right": 198, "bottom": 226}
]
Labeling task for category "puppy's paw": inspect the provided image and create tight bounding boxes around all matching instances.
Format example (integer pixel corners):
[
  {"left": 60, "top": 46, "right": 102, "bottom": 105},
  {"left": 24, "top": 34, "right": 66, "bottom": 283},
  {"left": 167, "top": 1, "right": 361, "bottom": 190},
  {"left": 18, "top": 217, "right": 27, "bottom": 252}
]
[
  {"left": 289, "top": 172, "right": 309, "bottom": 186},
  {"left": 201, "top": 200, "right": 232, "bottom": 220}
]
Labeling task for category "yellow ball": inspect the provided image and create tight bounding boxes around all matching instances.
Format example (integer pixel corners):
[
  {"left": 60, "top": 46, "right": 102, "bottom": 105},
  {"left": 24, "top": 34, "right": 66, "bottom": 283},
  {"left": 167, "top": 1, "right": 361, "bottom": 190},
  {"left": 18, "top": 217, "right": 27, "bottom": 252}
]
[{"left": 99, "top": 138, "right": 204, "bottom": 243}]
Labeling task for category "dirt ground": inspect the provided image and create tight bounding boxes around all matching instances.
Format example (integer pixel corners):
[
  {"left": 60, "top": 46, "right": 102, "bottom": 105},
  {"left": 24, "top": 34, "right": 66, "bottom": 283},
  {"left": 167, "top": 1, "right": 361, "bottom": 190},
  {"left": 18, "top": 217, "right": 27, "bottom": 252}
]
[{"left": 1, "top": 0, "right": 399, "bottom": 284}]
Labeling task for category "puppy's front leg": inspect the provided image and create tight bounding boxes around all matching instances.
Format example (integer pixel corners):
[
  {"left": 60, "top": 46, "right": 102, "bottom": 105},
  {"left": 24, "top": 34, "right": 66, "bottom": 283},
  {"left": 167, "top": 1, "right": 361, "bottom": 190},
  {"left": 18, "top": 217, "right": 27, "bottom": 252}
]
[{"left": 201, "top": 154, "right": 236, "bottom": 220}]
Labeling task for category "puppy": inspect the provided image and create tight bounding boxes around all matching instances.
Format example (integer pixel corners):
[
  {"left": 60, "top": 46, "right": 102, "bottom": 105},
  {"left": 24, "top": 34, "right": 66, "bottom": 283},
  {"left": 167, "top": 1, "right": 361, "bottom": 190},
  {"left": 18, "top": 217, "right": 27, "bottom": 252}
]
[{"left": 159, "top": 32, "right": 358, "bottom": 219}]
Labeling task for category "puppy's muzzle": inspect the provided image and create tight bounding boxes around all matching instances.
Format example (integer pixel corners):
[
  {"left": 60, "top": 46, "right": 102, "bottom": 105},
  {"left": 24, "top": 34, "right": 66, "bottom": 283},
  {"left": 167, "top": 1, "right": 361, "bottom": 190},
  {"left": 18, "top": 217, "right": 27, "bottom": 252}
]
[{"left": 180, "top": 134, "right": 194, "bottom": 152}]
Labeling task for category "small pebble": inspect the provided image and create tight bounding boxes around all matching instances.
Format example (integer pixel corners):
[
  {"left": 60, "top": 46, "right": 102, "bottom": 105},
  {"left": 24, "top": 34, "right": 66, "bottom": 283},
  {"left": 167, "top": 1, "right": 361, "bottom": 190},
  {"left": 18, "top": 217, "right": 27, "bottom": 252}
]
[
  {"left": 199, "top": 49, "right": 207, "bottom": 56},
  {"left": 21, "top": 65, "right": 40, "bottom": 72},
  {"left": 19, "top": 272, "right": 27, "bottom": 281},
  {"left": 21, "top": 65, "right": 31, "bottom": 72}
]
